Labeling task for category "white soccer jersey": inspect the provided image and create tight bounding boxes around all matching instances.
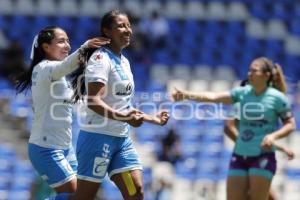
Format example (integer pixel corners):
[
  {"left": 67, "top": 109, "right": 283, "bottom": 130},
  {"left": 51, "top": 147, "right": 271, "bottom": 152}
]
[
  {"left": 29, "top": 50, "right": 80, "bottom": 149},
  {"left": 81, "top": 47, "right": 134, "bottom": 137}
]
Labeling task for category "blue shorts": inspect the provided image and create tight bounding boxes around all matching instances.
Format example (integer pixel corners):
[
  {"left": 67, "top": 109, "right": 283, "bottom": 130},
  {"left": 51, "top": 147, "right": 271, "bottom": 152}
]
[
  {"left": 28, "top": 143, "right": 77, "bottom": 188},
  {"left": 76, "top": 130, "right": 143, "bottom": 183},
  {"left": 228, "top": 152, "right": 276, "bottom": 180}
]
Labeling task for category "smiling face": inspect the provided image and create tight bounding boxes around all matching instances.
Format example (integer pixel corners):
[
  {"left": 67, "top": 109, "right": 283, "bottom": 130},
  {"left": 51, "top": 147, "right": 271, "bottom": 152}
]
[
  {"left": 103, "top": 14, "right": 132, "bottom": 52},
  {"left": 42, "top": 28, "right": 71, "bottom": 61},
  {"left": 248, "top": 59, "right": 270, "bottom": 88}
]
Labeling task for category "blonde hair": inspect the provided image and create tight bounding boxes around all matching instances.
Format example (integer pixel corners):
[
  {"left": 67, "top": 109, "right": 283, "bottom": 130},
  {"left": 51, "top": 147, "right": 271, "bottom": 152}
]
[{"left": 256, "top": 57, "right": 287, "bottom": 94}]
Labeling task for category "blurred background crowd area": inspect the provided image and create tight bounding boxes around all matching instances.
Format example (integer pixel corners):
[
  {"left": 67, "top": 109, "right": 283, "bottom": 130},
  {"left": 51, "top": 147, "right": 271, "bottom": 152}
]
[{"left": 0, "top": 0, "right": 300, "bottom": 199}]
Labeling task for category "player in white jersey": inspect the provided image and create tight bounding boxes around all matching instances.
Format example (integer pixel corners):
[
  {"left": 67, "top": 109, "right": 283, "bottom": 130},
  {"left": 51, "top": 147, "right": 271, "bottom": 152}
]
[
  {"left": 15, "top": 26, "right": 110, "bottom": 198},
  {"left": 69, "top": 10, "right": 169, "bottom": 200}
]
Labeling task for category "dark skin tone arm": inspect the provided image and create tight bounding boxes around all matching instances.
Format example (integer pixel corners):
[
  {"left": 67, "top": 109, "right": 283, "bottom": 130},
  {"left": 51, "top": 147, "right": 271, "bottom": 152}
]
[{"left": 87, "top": 82, "right": 143, "bottom": 127}]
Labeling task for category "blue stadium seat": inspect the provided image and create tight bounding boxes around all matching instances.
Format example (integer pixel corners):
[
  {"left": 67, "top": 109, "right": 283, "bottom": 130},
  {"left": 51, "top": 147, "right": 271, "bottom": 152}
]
[
  {"left": 31, "top": 16, "right": 52, "bottom": 34},
  {"left": 289, "top": 19, "right": 300, "bottom": 36},
  {"left": 175, "top": 159, "right": 197, "bottom": 180},
  {"left": 176, "top": 126, "right": 202, "bottom": 142},
  {"left": 196, "top": 49, "right": 216, "bottom": 66},
  {"left": 152, "top": 49, "right": 173, "bottom": 65},
  {"left": 175, "top": 49, "right": 196, "bottom": 65},
  {"left": 273, "top": 2, "right": 291, "bottom": 20},
  {"left": 7, "top": 15, "right": 31, "bottom": 40},
  {"left": 180, "top": 141, "right": 200, "bottom": 158},
  {"left": 204, "top": 21, "right": 224, "bottom": 37},
  {"left": 0, "top": 143, "right": 17, "bottom": 160},
  {"left": 8, "top": 190, "right": 31, "bottom": 200},
  {"left": 53, "top": 16, "right": 76, "bottom": 36},
  {"left": 0, "top": 15, "right": 10, "bottom": 33},
  {"left": 293, "top": 4, "right": 300, "bottom": 19},
  {"left": 201, "top": 34, "right": 219, "bottom": 50},
  {"left": 196, "top": 158, "right": 219, "bottom": 181},
  {"left": 0, "top": 171, "right": 11, "bottom": 190},
  {"left": 264, "top": 39, "right": 284, "bottom": 53},
  {"left": 250, "top": 2, "right": 270, "bottom": 20},
  {"left": 146, "top": 80, "right": 167, "bottom": 93},
  {"left": 225, "top": 21, "right": 245, "bottom": 37},
  {"left": 10, "top": 96, "right": 30, "bottom": 118},
  {"left": 135, "top": 126, "right": 160, "bottom": 143},
  {"left": 168, "top": 19, "right": 182, "bottom": 38},
  {"left": 286, "top": 168, "right": 300, "bottom": 180},
  {"left": 183, "top": 20, "right": 201, "bottom": 36},
  {"left": 0, "top": 79, "right": 12, "bottom": 90}
]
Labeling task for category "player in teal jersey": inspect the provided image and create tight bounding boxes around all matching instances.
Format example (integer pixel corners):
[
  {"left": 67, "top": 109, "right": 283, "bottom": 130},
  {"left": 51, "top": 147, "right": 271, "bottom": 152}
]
[
  {"left": 224, "top": 101, "right": 294, "bottom": 200},
  {"left": 171, "top": 57, "right": 296, "bottom": 200}
]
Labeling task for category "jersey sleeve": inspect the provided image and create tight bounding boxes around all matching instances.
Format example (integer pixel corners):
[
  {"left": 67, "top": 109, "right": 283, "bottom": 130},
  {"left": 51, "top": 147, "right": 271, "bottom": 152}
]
[
  {"left": 276, "top": 94, "right": 293, "bottom": 121},
  {"left": 85, "top": 51, "right": 110, "bottom": 85},
  {"left": 48, "top": 49, "right": 80, "bottom": 81},
  {"left": 230, "top": 86, "right": 245, "bottom": 103}
]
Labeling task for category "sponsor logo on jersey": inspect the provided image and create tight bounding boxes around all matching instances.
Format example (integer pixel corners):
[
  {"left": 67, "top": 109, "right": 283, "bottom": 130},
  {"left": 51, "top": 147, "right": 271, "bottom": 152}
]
[
  {"left": 115, "top": 83, "right": 133, "bottom": 96},
  {"left": 241, "top": 129, "right": 254, "bottom": 142},
  {"left": 259, "top": 158, "right": 268, "bottom": 169},
  {"left": 93, "top": 157, "right": 109, "bottom": 177}
]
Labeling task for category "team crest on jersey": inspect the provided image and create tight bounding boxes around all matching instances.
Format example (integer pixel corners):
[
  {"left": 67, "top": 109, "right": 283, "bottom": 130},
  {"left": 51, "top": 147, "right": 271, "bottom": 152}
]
[
  {"left": 259, "top": 158, "right": 268, "bottom": 169},
  {"left": 92, "top": 53, "right": 103, "bottom": 62}
]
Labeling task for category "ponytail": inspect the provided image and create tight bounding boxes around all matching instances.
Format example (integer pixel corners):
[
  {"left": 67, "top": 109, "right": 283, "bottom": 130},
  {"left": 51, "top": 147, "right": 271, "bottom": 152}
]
[
  {"left": 272, "top": 63, "right": 287, "bottom": 94},
  {"left": 71, "top": 9, "right": 128, "bottom": 103},
  {"left": 70, "top": 48, "right": 97, "bottom": 103},
  {"left": 256, "top": 57, "right": 288, "bottom": 94},
  {"left": 71, "top": 9, "right": 127, "bottom": 103},
  {"left": 14, "top": 26, "right": 58, "bottom": 93}
]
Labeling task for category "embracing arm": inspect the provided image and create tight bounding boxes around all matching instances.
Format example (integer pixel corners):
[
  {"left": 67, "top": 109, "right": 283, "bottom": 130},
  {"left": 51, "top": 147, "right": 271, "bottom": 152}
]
[
  {"left": 51, "top": 49, "right": 81, "bottom": 81},
  {"left": 51, "top": 37, "right": 110, "bottom": 81}
]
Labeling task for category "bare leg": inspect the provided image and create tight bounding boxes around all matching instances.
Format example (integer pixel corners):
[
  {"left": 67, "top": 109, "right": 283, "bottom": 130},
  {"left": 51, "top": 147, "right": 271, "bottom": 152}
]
[
  {"left": 54, "top": 178, "right": 77, "bottom": 193},
  {"left": 111, "top": 169, "right": 144, "bottom": 200},
  {"left": 249, "top": 176, "right": 271, "bottom": 200},
  {"left": 69, "top": 179, "right": 100, "bottom": 200},
  {"left": 227, "top": 176, "right": 248, "bottom": 200}
]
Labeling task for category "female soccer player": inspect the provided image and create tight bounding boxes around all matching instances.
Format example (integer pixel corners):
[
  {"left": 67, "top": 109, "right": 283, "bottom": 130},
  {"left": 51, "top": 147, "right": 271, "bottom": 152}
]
[
  {"left": 70, "top": 10, "right": 169, "bottom": 200},
  {"left": 172, "top": 57, "right": 296, "bottom": 200},
  {"left": 15, "top": 26, "right": 109, "bottom": 196}
]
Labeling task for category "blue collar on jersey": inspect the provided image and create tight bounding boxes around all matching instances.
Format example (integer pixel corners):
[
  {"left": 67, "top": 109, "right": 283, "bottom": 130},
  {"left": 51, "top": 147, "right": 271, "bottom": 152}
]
[
  {"left": 102, "top": 47, "right": 122, "bottom": 65},
  {"left": 102, "top": 47, "right": 129, "bottom": 81}
]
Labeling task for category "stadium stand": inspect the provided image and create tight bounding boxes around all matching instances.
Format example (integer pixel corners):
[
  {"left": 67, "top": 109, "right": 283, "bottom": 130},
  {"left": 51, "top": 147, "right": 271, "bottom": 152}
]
[{"left": 0, "top": 0, "right": 299, "bottom": 199}]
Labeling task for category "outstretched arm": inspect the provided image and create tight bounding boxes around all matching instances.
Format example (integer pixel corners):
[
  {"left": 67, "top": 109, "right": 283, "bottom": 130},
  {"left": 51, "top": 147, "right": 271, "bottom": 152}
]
[{"left": 171, "top": 88, "right": 233, "bottom": 104}]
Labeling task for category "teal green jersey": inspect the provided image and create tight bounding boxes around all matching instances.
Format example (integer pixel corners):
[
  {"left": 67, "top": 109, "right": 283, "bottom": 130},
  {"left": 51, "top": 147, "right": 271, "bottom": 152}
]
[{"left": 230, "top": 85, "right": 292, "bottom": 156}]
